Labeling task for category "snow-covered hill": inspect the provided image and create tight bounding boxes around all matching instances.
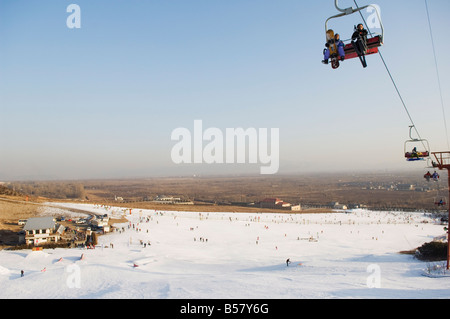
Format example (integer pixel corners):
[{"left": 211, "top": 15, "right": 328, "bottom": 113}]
[{"left": 0, "top": 203, "right": 448, "bottom": 299}]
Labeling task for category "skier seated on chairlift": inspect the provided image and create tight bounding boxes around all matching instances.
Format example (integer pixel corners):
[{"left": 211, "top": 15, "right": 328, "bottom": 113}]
[
  {"left": 432, "top": 171, "right": 440, "bottom": 181},
  {"left": 322, "top": 33, "right": 345, "bottom": 64},
  {"left": 352, "top": 23, "right": 368, "bottom": 55}
]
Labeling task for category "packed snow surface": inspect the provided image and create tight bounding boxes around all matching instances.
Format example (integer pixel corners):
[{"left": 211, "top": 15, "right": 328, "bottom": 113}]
[{"left": 0, "top": 203, "right": 448, "bottom": 299}]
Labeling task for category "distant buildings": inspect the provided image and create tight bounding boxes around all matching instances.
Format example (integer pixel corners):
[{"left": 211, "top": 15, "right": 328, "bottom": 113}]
[
  {"left": 91, "top": 214, "right": 110, "bottom": 231},
  {"left": 151, "top": 195, "right": 194, "bottom": 205},
  {"left": 396, "top": 184, "right": 415, "bottom": 191},
  {"left": 329, "top": 202, "right": 348, "bottom": 210},
  {"left": 258, "top": 198, "right": 301, "bottom": 211}
]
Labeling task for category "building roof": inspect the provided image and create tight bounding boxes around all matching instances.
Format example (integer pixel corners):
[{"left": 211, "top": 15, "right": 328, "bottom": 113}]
[{"left": 23, "top": 217, "right": 56, "bottom": 231}]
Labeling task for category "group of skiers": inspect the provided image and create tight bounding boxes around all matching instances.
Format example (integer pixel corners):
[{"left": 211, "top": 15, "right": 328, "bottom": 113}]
[{"left": 322, "top": 23, "right": 368, "bottom": 64}]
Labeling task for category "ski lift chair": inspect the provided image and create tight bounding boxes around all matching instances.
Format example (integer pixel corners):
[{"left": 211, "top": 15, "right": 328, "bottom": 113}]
[
  {"left": 434, "top": 197, "right": 447, "bottom": 207},
  {"left": 404, "top": 126, "right": 430, "bottom": 161},
  {"left": 324, "top": 0, "right": 384, "bottom": 68}
]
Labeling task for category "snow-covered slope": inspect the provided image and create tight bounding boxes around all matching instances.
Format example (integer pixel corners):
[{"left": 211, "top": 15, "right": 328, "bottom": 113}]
[{"left": 0, "top": 204, "right": 448, "bottom": 299}]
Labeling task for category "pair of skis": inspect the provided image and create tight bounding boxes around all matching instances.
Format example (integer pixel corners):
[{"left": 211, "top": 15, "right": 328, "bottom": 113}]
[{"left": 351, "top": 35, "right": 368, "bottom": 68}]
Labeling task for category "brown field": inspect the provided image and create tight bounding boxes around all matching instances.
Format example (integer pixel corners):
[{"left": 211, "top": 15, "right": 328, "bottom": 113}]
[
  {"left": 0, "top": 196, "right": 42, "bottom": 249},
  {"left": 77, "top": 171, "right": 449, "bottom": 211},
  {"left": 5, "top": 171, "right": 450, "bottom": 211}
]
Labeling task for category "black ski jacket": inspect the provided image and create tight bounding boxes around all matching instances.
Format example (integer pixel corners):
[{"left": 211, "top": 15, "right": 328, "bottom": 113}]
[{"left": 352, "top": 29, "right": 368, "bottom": 42}]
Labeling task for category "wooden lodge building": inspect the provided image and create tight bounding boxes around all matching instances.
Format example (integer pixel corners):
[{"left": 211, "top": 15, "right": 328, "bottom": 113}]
[{"left": 20, "top": 217, "right": 65, "bottom": 246}]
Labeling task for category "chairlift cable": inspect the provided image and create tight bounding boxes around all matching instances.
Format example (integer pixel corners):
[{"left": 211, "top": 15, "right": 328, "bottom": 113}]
[
  {"left": 424, "top": 0, "right": 450, "bottom": 149},
  {"left": 353, "top": 0, "right": 429, "bottom": 153}
]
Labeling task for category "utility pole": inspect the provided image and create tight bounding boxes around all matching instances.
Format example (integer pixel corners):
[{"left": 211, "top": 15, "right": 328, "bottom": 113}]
[{"left": 431, "top": 152, "right": 450, "bottom": 270}]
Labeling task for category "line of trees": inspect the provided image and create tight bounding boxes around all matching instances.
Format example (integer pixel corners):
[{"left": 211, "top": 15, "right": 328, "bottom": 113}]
[{"left": 8, "top": 182, "right": 86, "bottom": 199}]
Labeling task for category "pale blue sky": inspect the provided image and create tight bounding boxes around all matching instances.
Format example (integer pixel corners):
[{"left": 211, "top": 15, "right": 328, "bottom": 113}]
[{"left": 1, "top": 0, "right": 450, "bottom": 180}]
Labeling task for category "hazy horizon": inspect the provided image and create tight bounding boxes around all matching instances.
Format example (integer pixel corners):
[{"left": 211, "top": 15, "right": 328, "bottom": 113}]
[{"left": 0, "top": 166, "right": 434, "bottom": 182}]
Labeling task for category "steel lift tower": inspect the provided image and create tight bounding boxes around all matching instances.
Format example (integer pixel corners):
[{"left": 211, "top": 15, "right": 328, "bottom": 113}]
[{"left": 431, "top": 152, "right": 450, "bottom": 270}]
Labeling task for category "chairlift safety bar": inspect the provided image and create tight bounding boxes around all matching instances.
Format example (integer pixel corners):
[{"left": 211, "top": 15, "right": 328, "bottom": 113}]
[{"left": 325, "top": 1, "right": 384, "bottom": 42}]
